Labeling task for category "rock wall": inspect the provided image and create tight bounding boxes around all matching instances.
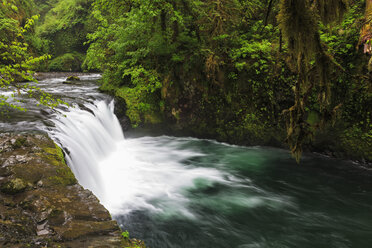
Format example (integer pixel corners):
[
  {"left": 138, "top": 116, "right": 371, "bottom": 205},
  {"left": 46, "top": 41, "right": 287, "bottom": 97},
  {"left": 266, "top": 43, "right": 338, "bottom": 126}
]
[{"left": 0, "top": 133, "right": 143, "bottom": 247}]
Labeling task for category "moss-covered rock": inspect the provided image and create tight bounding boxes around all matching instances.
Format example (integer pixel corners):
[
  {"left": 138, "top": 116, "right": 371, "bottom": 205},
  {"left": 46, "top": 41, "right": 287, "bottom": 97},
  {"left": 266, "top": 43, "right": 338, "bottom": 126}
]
[
  {"left": 0, "top": 178, "right": 27, "bottom": 195},
  {"left": 66, "top": 75, "right": 80, "bottom": 81},
  {"left": 11, "top": 137, "right": 27, "bottom": 149},
  {"left": 63, "top": 76, "right": 82, "bottom": 85},
  {"left": 100, "top": 82, "right": 163, "bottom": 128},
  {"left": 0, "top": 133, "right": 145, "bottom": 247}
]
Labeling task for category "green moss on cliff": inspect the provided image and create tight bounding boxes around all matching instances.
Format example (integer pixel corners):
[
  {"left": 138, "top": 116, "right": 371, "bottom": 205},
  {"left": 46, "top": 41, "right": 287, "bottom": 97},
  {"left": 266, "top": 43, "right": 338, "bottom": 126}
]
[
  {"left": 40, "top": 141, "right": 77, "bottom": 186},
  {"left": 101, "top": 82, "right": 163, "bottom": 128}
]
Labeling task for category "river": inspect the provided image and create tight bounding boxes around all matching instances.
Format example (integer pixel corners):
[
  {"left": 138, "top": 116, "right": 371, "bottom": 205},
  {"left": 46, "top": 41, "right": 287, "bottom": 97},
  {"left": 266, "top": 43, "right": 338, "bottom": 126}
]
[{"left": 1, "top": 74, "right": 372, "bottom": 248}]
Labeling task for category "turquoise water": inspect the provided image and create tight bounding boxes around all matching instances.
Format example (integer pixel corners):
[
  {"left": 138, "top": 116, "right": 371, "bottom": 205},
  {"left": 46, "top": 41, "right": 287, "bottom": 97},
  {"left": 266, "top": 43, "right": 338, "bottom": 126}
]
[{"left": 113, "top": 137, "right": 372, "bottom": 248}]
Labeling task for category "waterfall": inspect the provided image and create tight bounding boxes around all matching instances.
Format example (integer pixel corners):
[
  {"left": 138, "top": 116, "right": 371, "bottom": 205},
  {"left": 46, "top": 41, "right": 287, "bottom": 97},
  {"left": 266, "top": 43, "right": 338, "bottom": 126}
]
[
  {"left": 49, "top": 100, "right": 238, "bottom": 216},
  {"left": 49, "top": 100, "right": 124, "bottom": 199}
]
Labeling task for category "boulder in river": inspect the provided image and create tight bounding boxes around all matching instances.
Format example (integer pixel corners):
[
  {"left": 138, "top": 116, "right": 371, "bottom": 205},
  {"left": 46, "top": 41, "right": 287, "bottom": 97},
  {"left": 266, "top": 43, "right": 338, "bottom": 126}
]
[
  {"left": 66, "top": 76, "right": 80, "bottom": 81},
  {"left": 63, "top": 76, "right": 81, "bottom": 84}
]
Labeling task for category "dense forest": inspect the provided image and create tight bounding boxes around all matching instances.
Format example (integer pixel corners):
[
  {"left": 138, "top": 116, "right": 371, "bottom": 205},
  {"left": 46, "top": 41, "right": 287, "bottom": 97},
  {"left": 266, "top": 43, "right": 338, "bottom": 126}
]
[{"left": 1, "top": 0, "right": 371, "bottom": 162}]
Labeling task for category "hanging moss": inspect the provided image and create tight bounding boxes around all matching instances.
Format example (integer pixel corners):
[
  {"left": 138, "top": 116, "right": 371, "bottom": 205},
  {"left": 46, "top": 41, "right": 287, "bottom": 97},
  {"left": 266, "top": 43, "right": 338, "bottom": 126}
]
[
  {"left": 315, "top": 0, "right": 349, "bottom": 24},
  {"left": 277, "top": 0, "right": 349, "bottom": 162}
]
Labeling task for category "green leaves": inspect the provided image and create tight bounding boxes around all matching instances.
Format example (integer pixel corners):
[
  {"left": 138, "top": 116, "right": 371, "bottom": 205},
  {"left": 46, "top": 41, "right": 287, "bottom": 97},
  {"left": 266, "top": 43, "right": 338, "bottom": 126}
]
[
  {"left": 81, "top": 0, "right": 370, "bottom": 163},
  {"left": 22, "top": 15, "right": 39, "bottom": 33},
  {"left": 0, "top": 1, "right": 65, "bottom": 111}
]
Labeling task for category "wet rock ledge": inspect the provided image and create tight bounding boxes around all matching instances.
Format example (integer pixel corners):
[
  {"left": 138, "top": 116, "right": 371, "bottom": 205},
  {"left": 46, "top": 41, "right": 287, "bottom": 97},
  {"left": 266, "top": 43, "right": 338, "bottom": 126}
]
[{"left": 0, "top": 133, "right": 143, "bottom": 247}]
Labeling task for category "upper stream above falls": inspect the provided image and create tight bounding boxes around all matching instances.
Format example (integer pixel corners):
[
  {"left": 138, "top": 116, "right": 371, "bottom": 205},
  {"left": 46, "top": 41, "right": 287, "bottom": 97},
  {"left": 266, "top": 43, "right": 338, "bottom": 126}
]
[{"left": 1, "top": 74, "right": 372, "bottom": 248}]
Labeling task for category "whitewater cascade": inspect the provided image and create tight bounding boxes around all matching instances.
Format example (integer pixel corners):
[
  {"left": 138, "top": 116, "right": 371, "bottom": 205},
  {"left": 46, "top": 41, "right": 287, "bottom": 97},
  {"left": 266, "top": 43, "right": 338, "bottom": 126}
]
[
  {"left": 49, "top": 101, "right": 123, "bottom": 198},
  {"left": 49, "top": 100, "right": 234, "bottom": 215}
]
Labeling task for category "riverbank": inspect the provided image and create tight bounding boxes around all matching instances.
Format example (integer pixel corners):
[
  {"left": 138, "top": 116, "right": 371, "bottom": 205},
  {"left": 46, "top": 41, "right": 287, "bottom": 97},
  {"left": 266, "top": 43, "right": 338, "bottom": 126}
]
[
  {"left": 113, "top": 98, "right": 372, "bottom": 167},
  {"left": 0, "top": 132, "right": 144, "bottom": 247}
]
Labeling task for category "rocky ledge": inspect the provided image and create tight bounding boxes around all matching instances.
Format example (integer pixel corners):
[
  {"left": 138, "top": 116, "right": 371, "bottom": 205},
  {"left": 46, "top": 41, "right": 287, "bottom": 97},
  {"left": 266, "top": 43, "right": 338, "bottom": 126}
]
[{"left": 0, "top": 133, "right": 144, "bottom": 247}]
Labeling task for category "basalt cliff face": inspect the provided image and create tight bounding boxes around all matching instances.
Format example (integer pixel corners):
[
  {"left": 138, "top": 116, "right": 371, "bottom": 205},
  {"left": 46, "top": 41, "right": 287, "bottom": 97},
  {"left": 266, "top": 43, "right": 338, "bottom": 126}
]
[{"left": 0, "top": 133, "right": 128, "bottom": 247}]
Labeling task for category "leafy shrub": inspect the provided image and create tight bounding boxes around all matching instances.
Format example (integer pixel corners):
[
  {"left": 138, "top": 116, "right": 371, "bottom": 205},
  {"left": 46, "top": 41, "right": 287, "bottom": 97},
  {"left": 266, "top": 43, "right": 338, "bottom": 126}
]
[{"left": 48, "top": 52, "right": 85, "bottom": 71}]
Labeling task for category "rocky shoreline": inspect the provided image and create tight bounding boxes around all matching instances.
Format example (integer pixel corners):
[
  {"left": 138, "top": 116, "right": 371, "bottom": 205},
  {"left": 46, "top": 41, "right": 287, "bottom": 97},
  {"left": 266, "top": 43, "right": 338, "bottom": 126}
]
[{"left": 0, "top": 132, "right": 144, "bottom": 247}]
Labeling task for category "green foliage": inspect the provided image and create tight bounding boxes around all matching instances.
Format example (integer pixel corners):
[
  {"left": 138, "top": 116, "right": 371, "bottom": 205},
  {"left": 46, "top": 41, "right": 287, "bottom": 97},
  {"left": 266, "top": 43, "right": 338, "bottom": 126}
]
[
  {"left": 121, "top": 231, "right": 129, "bottom": 239},
  {"left": 0, "top": 0, "right": 66, "bottom": 111},
  {"left": 34, "top": 0, "right": 96, "bottom": 71},
  {"left": 48, "top": 52, "right": 85, "bottom": 71},
  {"left": 86, "top": 0, "right": 370, "bottom": 162},
  {"left": 101, "top": 66, "right": 163, "bottom": 127},
  {"left": 85, "top": 0, "right": 275, "bottom": 129},
  {"left": 121, "top": 230, "right": 146, "bottom": 248}
]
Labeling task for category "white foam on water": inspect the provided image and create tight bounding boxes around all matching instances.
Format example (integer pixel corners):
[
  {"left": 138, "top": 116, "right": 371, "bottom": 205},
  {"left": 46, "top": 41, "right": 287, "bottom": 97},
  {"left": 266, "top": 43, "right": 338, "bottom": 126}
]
[{"left": 49, "top": 100, "right": 236, "bottom": 217}]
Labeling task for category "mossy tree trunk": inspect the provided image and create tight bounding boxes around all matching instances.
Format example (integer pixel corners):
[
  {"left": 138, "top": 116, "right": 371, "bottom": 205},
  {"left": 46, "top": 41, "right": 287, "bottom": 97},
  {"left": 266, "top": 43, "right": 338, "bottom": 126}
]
[{"left": 278, "top": 0, "right": 348, "bottom": 162}]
